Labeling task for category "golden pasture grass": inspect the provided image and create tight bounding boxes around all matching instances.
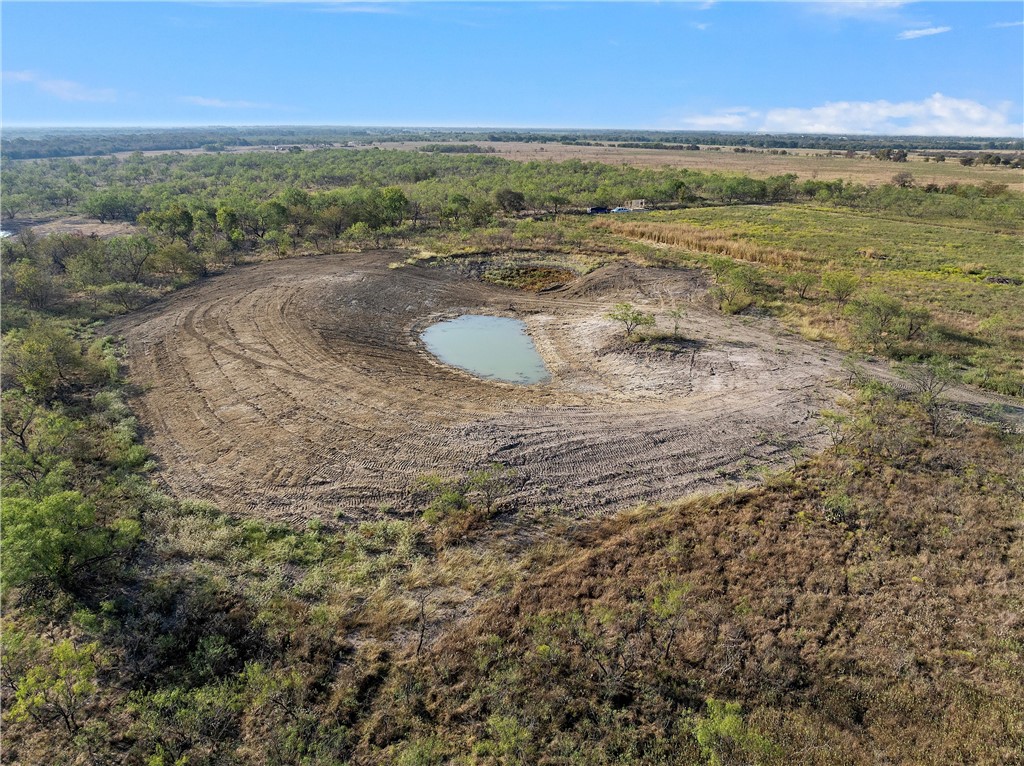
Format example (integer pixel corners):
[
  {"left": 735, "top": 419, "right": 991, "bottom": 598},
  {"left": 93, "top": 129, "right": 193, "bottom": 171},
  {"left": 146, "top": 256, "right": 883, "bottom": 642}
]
[{"left": 593, "top": 218, "right": 809, "bottom": 268}]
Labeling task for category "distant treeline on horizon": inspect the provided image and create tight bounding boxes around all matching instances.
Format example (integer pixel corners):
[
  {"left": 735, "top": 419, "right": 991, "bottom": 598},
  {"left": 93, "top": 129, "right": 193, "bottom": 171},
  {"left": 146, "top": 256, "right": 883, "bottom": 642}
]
[{"left": 3, "top": 126, "right": 1022, "bottom": 160}]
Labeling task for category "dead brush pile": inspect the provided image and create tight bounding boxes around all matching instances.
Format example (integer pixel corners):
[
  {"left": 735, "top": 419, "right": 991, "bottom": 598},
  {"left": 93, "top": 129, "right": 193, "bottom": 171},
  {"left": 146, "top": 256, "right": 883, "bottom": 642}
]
[{"left": 595, "top": 218, "right": 808, "bottom": 268}]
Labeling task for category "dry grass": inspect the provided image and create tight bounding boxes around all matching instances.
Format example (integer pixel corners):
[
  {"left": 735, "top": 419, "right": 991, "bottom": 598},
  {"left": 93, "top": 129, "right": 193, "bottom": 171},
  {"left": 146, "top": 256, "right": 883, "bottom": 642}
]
[
  {"left": 362, "top": 395, "right": 1024, "bottom": 764},
  {"left": 594, "top": 217, "right": 809, "bottom": 268}
]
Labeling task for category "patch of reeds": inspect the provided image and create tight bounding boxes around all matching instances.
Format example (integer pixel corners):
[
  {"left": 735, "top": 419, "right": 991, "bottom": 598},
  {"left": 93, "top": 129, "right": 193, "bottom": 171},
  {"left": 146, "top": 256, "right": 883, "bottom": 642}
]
[{"left": 594, "top": 219, "right": 808, "bottom": 268}]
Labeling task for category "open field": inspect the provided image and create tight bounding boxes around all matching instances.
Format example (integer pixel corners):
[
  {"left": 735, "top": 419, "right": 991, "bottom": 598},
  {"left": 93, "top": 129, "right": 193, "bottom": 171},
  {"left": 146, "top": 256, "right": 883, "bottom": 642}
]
[
  {"left": 108, "top": 250, "right": 1019, "bottom": 524},
  {"left": 594, "top": 201, "right": 1024, "bottom": 393},
  {"left": 125, "top": 139, "right": 1015, "bottom": 191},
  {"left": 376, "top": 140, "right": 1024, "bottom": 191},
  {"left": 17, "top": 138, "right": 1019, "bottom": 192}
]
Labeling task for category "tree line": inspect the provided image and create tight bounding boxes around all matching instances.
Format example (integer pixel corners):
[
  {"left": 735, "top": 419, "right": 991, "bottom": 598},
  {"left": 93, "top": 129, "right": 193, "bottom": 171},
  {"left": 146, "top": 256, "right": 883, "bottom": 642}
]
[
  {"left": 6, "top": 126, "right": 1022, "bottom": 160},
  {"left": 6, "top": 147, "right": 1020, "bottom": 227},
  {"left": 3, "top": 148, "right": 1020, "bottom": 328}
]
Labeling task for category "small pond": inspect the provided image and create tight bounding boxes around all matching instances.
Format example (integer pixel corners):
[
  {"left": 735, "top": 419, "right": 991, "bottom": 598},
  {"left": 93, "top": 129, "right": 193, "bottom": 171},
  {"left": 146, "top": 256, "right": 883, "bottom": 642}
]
[{"left": 421, "top": 315, "right": 551, "bottom": 385}]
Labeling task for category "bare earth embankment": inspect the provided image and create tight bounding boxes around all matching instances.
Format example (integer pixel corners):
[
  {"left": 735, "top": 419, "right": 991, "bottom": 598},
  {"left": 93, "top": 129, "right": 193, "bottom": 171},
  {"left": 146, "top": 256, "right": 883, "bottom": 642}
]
[{"left": 109, "top": 251, "right": 1019, "bottom": 524}]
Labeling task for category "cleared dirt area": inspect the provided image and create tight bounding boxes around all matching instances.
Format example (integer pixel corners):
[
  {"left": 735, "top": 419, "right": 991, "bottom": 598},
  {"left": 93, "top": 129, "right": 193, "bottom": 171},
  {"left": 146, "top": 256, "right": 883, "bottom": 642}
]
[
  {"left": 109, "top": 251, "right": 1019, "bottom": 524},
  {"left": 2, "top": 215, "right": 137, "bottom": 239}
]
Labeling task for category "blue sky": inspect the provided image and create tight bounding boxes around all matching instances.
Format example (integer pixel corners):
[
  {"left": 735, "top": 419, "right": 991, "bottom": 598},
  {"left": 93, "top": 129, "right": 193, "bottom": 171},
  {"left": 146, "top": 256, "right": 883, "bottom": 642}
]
[{"left": 2, "top": 1, "right": 1022, "bottom": 135}]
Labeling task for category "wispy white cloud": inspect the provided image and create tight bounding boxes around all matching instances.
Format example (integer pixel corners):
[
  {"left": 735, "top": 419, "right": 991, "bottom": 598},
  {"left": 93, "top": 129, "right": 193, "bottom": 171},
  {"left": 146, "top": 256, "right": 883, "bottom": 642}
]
[
  {"left": 674, "top": 94, "right": 1020, "bottom": 137},
  {"left": 991, "top": 20, "right": 1024, "bottom": 28},
  {"left": 3, "top": 70, "right": 117, "bottom": 102},
  {"left": 691, "top": 21, "right": 710, "bottom": 31},
  {"left": 314, "top": 3, "right": 403, "bottom": 14},
  {"left": 180, "top": 96, "right": 277, "bottom": 109},
  {"left": 680, "top": 107, "right": 752, "bottom": 131},
  {"left": 808, "top": 1, "right": 908, "bottom": 20},
  {"left": 897, "top": 25, "right": 950, "bottom": 40},
  {"left": 110, "top": 0, "right": 406, "bottom": 6}
]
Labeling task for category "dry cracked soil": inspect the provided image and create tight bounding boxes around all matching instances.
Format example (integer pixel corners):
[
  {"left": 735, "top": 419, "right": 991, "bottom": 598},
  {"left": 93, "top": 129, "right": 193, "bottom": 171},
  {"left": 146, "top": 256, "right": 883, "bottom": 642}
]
[{"left": 109, "top": 251, "right": 1018, "bottom": 525}]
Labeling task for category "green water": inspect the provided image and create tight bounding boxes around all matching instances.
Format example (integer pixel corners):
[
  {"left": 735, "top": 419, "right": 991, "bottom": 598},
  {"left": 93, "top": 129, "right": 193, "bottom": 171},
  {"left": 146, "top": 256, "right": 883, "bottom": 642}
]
[{"left": 421, "top": 315, "right": 551, "bottom": 385}]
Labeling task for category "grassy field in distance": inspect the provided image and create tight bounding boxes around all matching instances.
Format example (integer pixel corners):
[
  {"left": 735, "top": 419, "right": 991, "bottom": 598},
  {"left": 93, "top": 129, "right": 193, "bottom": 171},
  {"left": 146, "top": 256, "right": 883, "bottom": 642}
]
[{"left": 383, "top": 140, "right": 1024, "bottom": 191}]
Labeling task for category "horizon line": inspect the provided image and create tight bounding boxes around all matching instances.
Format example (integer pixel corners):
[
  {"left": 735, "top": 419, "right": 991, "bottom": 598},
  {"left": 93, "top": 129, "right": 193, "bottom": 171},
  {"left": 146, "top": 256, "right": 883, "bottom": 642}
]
[{"left": 4, "top": 123, "right": 1022, "bottom": 140}]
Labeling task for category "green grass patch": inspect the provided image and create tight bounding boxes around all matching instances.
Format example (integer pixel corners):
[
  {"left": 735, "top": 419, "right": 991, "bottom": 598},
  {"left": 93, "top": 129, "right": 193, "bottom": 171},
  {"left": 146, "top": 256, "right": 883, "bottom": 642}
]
[
  {"left": 602, "top": 202, "right": 1024, "bottom": 395},
  {"left": 482, "top": 264, "right": 575, "bottom": 291}
]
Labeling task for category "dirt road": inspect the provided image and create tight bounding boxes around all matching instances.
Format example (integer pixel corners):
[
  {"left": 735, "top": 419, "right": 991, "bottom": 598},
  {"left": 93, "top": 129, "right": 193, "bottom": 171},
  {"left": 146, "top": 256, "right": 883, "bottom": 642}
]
[{"left": 109, "top": 251, "right": 1018, "bottom": 524}]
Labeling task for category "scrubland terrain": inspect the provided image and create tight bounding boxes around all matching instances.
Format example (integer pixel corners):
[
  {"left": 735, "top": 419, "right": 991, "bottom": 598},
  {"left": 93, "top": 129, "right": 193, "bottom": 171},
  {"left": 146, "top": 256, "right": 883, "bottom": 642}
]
[{"left": 2, "top": 134, "right": 1022, "bottom": 765}]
